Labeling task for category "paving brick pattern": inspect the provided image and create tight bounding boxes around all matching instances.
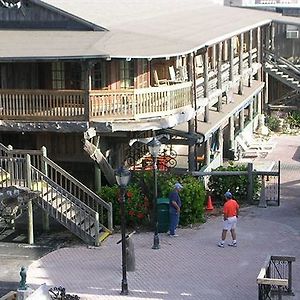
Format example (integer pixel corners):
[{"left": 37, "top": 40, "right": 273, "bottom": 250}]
[{"left": 27, "top": 134, "right": 300, "bottom": 300}]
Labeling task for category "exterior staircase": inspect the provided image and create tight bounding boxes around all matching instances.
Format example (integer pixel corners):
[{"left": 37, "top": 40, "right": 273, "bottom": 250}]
[
  {"left": 264, "top": 50, "right": 300, "bottom": 92},
  {"left": 0, "top": 143, "right": 113, "bottom": 246}
]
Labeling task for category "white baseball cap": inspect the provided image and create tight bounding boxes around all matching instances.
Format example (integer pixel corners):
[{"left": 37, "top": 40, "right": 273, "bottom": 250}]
[{"left": 174, "top": 182, "right": 183, "bottom": 189}]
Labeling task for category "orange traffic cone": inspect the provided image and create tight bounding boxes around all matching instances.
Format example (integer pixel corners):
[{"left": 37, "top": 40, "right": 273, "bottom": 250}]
[{"left": 206, "top": 195, "right": 214, "bottom": 211}]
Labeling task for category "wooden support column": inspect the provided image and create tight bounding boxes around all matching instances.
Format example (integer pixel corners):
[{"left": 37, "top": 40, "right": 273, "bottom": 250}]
[
  {"left": 249, "top": 101, "right": 254, "bottom": 121},
  {"left": 41, "top": 146, "right": 49, "bottom": 232},
  {"left": 188, "top": 53, "right": 196, "bottom": 172},
  {"left": 211, "top": 44, "right": 216, "bottom": 69},
  {"left": 271, "top": 22, "right": 275, "bottom": 52},
  {"left": 204, "top": 49, "right": 209, "bottom": 122},
  {"left": 223, "top": 40, "right": 228, "bottom": 61},
  {"left": 257, "top": 27, "right": 262, "bottom": 81},
  {"left": 217, "top": 42, "right": 223, "bottom": 112},
  {"left": 83, "top": 61, "right": 92, "bottom": 122},
  {"left": 26, "top": 154, "right": 34, "bottom": 245},
  {"left": 248, "top": 29, "right": 253, "bottom": 87},
  {"left": 266, "top": 24, "right": 271, "bottom": 51},
  {"left": 218, "top": 128, "right": 224, "bottom": 162},
  {"left": 238, "top": 33, "right": 244, "bottom": 95},
  {"left": 239, "top": 109, "right": 245, "bottom": 131},
  {"left": 229, "top": 115, "right": 235, "bottom": 150},
  {"left": 258, "top": 92, "right": 262, "bottom": 115},
  {"left": 95, "top": 163, "right": 101, "bottom": 194},
  {"left": 264, "top": 72, "right": 269, "bottom": 111},
  {"left": 205, "top": 138, "right": 211, "bottom": 166},
  {"left": 229, "top": 37, "right": 234, "bottom": 83}
]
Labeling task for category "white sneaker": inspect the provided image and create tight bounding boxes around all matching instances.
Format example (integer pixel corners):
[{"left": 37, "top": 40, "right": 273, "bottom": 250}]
[
  {"left": 217, "top": 242, "right": 224, "bottom": 248},
  {"left": 168, "top": 233, "right": 179, "bottom": 237},
  {"left": 228, "top": 242, "right": 237, "bottom": 247}
]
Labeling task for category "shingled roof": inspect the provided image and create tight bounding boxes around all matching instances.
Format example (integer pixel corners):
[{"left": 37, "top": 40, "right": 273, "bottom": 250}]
[{"left": 0, "top": 0, "right": 299, "bottom": 60}]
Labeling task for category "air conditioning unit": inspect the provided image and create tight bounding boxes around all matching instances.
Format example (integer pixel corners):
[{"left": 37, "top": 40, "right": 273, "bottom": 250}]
[{"left": 286, "top": 30, "right": 299, "bottom": 39}]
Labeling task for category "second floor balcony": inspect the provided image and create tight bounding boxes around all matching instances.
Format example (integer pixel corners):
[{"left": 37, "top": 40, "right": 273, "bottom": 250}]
[{"left": 0, "top": 81, "right": 193, "bottom": 126}]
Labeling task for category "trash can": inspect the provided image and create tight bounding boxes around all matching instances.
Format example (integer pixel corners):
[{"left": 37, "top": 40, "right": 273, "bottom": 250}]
[{"left": 157, "top": 198, "right": 170, "bottom": 233}]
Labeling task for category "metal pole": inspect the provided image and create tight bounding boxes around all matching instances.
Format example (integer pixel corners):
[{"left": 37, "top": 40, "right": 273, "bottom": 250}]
[
  {"left": 247, "top": 163, "right": 253, "bottom": 205},
  {"left": 278, "top": 160, "right": 281, "bottom": 207},
  {"left": 120, "top": 187, "right": 128, "bottom": 295},
  {"left": 152, "top": 155, "right": 160, "bottom": 249}
]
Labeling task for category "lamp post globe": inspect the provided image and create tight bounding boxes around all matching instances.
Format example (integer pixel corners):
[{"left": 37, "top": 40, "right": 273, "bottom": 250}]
[
  {"left": 147, "top": 137, "right": 161, "bottom": 250},
  {"left": 115, "top": 166, "right": 131, "bottom": 188},
  {"left": 115, "top": 166, "right": 131, "bottom": 295},
  {"left": 148, "top": 137, "right": 161, "bottom": 158}
]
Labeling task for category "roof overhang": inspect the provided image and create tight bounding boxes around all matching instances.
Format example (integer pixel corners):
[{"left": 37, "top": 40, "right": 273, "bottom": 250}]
[{"left": 158, "top": 128, "right": 205, "bottom": 145}]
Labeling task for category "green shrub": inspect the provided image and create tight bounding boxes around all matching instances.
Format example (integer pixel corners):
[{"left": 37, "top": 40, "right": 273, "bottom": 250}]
[
  {"left": 99, "top": 183, "right": 150, "bottom": 228},
  {"left": 207, "top": 162, "right": 261, "bottom": 206},
  {"left": 287, "top": 111, "right": 300, "bottom": 129},
  {"left": 99, "top": 171, "right": 206, "bottom": 228},
  {"left": 266, "top": 115, "right": 281, "bottom": 132}
]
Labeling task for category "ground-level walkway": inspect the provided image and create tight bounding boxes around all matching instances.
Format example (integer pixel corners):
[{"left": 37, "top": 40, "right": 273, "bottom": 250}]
[{"left": 27, "top": 134, "right": 300, "bottom": 300}]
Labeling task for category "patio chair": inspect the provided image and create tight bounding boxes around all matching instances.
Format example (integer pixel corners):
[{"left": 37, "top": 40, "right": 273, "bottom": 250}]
[
  {"left": 235, "top": 136, "right": 267, "bottom": 158},
  {"left": 153, "top": 70, "right": 169, "bottom": 86},
  {"left": 168, "top": 66, "right": 183, "bottom": 84},
  {"left": 240, "top": 132, "right": 276, "bottom": 151}
]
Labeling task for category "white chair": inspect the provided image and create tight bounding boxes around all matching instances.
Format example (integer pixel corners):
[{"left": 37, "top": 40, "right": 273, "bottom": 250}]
[
  {"left": 235, "top": 136, "right": 267, "bottom": 158},
  {"left": 240, "top": 133, "right": 276, "bottom": 151},
  {"left": 168, "top": 66, "right": 184, "bottom": 83},
  {"left": 153, "top": 70, "right": 169, "bottom": 86}
]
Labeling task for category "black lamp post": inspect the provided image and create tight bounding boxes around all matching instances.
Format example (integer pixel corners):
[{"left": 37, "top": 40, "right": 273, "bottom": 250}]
[
  {"left": 147, "top": 136, "right": 162, "bottom": 250},
  {"left": 115, "top": 166, "right": 131, "bottom": 295}
]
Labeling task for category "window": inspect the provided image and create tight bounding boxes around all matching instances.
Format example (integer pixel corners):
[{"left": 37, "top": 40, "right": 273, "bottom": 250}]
[
  {"left": 120, "top": 60, "right": 134, "bottom": 88},
  {"left": 65, "top": 62, "right": 82, "bottom": 89},
  {"left": 52, "top": 62, "right": 65, "bottom": 89},
  {"left": 92, "top": 61, "right": 107, "bottom": 89}
]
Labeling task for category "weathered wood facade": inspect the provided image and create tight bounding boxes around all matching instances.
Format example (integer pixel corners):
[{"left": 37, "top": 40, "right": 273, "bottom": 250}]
[{"left": 0, "top": 0, "right": 299, "bottom": 187}]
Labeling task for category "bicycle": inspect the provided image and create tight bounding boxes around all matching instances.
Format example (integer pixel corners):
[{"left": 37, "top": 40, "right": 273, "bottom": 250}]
[{"left": 158, "top": 148, "right": 177, "bottom": 169}]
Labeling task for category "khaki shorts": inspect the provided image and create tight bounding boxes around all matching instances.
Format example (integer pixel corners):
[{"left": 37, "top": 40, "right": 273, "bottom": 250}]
[{"left": 223, "top": 216, "right": 237, "bottom": 230}]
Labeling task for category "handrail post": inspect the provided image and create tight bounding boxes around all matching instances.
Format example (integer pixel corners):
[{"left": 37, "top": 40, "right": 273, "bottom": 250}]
[
  {"left": 41, "top": 146, "right": 50, "bottom": 232},
  {"left": 94, "top": 212, "right": 100, "bottom": 246},
  {"left": 108, "top": 202, "right": 113, "bottom": 231},
  {"left": 26, "top": 154, "right": 34, "bottom": 245},
  {"left": 7, "top": 145, "right": 13, "bottom": 184}
]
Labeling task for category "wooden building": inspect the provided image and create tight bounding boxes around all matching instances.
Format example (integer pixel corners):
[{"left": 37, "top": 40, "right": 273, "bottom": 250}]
[{"left": 1, "top": 0, "right": 300, "bottom": 189}]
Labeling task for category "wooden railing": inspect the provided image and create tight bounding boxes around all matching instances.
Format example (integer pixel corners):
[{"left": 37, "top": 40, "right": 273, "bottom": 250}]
[
  {"left": 196, "top": 48, "right": 258, "bottom": 102},
  {"left": 89, "top": 81, "right": 192, "bottom": 119},
  {"left": 0, "top": 82, "right": 192, "bottom": 122},
  {"left": 0, "top": 89, "right": 85, "bottom": 120},
  {"left": 257, "top": 255, "right": 296, "bottom": 300}
]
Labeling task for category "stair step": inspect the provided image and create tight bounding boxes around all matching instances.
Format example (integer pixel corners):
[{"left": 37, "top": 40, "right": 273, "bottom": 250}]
[
  {"left": 99, "top": 231, "right": 111, "bottom": 243},
  {"left": 281, "top": 75, "right": 289, "bottom": 78},
  {"left": 271, "top": 68, "right": 278, "bottom": 72},
  {"left": 287, "top": 78, "right": 294, "bottom": 81},
  {"left": 78, "top": 219, "right": 95, "bottom": 231},
  {"left": 64, "top": 207, "right": 79, "bottom": 219},
  {"left": 275, "top": 71, "right": 283, "bottom": 75}
]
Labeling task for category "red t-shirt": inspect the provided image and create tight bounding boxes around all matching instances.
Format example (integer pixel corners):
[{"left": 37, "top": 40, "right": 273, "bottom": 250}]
[{"left": 223, "top": 199, "right": 239, "bottom": 218}]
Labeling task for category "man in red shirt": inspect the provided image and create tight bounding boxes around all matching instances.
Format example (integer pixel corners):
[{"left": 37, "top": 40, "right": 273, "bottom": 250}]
[{"left": 218, "top": 191, "right": 239, "bottom": 248}]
